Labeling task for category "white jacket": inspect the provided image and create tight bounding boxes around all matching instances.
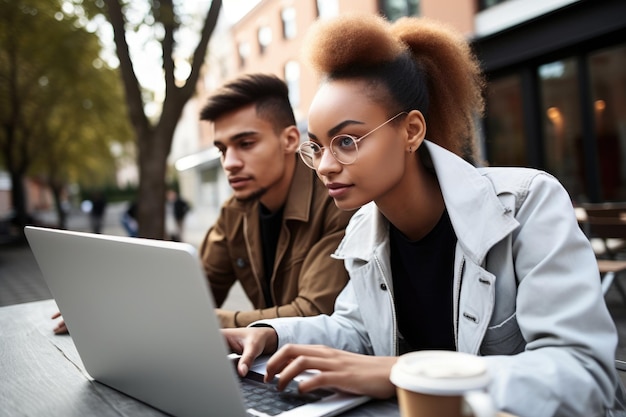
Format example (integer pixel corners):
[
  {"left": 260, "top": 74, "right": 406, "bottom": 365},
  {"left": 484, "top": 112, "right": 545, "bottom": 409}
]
[{"left": 258, "top": 141, "right": 626, "bottom": 417}]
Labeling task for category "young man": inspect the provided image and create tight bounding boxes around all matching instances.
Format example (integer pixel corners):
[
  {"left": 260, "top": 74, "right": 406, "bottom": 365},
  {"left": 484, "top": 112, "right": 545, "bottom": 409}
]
[
  {"left": 198, "top": 73, "right": 353, "bottom": 328},
  {"left": 50, "top": 74, "right": 352, "bottom": 335}
]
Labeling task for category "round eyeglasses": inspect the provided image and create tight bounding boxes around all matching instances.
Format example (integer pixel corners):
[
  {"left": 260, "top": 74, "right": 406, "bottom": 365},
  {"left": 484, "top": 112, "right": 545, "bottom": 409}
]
[{"left": 298, "top": 112, "right": 407, "bottom": 170}]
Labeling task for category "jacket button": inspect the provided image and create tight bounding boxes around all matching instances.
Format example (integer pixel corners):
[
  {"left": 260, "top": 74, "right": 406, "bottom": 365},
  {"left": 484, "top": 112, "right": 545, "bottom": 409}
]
[
  {"left": 236, "top": 258, "right": 247, "bottom": 268},
  {"left": 380, "top": 283, "right": 387, "bottom": 291}
]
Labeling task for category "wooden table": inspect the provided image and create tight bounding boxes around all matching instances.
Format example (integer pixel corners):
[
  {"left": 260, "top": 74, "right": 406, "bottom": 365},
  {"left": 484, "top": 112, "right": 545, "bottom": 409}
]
[{"left": 0, "top": 299, "right": 400, "bottom": 416}]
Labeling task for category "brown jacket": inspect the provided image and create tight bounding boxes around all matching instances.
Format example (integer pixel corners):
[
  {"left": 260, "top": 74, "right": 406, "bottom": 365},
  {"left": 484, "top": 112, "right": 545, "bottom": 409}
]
[{"left": 199, "top": 157, "right": 353, "bottom": 327}]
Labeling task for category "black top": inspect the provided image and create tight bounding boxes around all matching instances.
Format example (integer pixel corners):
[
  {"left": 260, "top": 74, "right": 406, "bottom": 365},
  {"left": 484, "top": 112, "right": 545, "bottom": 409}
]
[
  {"left": 259, "top": 203, "right": 285, "bottom": 307},
  {"left": 390, "top": 209, "right": 457, "bottom": 353},
  {"left": 173, "top": 197, "right": 190, "bottom": 221},
  {"left": 91, "top": 196, "right": 107, "bottom": 217}
]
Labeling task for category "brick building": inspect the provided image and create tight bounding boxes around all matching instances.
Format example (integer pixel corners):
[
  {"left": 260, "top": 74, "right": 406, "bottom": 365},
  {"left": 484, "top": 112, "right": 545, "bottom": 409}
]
[{"left": 173, "top": 0, "right": 626, "bottom": 227}]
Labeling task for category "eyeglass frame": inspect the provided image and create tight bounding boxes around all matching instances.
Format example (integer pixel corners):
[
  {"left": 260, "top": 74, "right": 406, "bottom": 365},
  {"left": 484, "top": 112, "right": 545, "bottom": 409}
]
[{"left": 298, "top": 111, "right": 408, "bottom": 169}]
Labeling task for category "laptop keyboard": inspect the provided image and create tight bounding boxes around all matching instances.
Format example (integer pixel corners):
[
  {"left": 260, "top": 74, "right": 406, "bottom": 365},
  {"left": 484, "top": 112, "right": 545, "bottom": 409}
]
[{"left": 239, "top": 371, "right": 333, "bottom": 416}]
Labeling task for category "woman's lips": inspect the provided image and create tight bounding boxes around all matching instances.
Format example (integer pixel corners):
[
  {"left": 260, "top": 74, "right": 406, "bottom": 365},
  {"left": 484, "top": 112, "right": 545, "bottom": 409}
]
[{"left": 326, "top": 182, "right": 351, "bottom": 198}]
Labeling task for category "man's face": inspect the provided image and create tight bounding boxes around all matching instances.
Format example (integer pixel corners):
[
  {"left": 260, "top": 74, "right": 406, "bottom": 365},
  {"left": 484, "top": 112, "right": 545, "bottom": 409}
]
[{"left": 213, "top": 104, "right": 295, "bottom": 205}]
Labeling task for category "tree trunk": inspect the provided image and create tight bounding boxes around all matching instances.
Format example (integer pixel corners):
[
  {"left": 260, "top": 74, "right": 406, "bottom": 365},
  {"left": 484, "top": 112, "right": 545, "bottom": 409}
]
[
  {"left": 136, "top": 129, "right": 169, "bottom": 239},
  {"left": 50, "top": 183, "right": 67, "bottom": 230},
  {"left": 104, "top": 0, "right": 222, "bottom": 239},
  {"left": 9, "top": 170, "right": 28, "bottom": 241}
]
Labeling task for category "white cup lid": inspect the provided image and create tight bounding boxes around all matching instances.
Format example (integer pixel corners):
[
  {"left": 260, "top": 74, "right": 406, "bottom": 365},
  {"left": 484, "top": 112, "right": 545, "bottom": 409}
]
[{"left": 390, "top": 351, "right": 491, "bottom": 395}]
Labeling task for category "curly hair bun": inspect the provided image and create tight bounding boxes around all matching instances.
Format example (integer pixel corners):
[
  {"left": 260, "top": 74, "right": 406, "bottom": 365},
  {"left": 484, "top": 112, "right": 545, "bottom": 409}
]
[
  {"left": 303, "top": 12, "right": 406, "bottom": 75},
  {"left": 390, "top": 16, "right": 484, "bottom": 116}
]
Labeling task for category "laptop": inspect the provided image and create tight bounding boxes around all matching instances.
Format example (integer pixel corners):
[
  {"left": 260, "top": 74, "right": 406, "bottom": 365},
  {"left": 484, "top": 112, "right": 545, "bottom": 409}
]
[{"left": 24, "top": 226, "right": 370, "bottom": 417}]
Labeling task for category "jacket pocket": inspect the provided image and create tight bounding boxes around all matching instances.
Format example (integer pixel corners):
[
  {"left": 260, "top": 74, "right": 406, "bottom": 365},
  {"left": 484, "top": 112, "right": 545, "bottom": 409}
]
[{"left": 480, "top": 312, "right": 526, "bottom": 356}]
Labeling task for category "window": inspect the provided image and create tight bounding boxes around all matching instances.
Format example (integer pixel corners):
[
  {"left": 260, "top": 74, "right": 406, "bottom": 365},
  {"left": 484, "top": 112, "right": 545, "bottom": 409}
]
[
  {"left": 316, "top": 0, "right": 338, "bottom": 18},
  {"left": 200, "top": 166, "right": 222, "bottom": 213},
  {"left": 484, "top": 74, "right": 528, "bottom": 167},
  {"left": 539, "top": 58, "right": 587, "bottom": 202},
  {"left": 284, "top": 61, "right": 300, "bottom": 108},
  {"left": 237, "top": 41, "right": 250, "bottom": 68},
  {"left": 257, "top": 26, "right": 272, "bottom": 55},
  {"left": 380, "top": 0, "right": 420, "bottom": 21},
  {"left": 281, "top": 7, "right": 296, "bottom": 40},
  {"left": 589, "top": 44, "right": 626, "bottom": 201}
]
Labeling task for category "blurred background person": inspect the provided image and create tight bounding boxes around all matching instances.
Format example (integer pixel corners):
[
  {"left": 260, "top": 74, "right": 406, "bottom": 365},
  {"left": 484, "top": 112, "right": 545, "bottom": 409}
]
[
  {"left": 167, "top": 189, "right": 190, "bottom": 242},
  {"left": 89, "top": 191, "right": 107, "bottom": 234},
  {"left": 121, "top": 200, "right": 138, "bottom": 238}
]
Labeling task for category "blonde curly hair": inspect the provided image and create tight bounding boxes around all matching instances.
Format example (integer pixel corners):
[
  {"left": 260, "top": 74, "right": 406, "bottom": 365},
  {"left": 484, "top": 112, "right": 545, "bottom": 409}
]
[{"left": 303, "top": 13, "right": 485, "bottom": 163}]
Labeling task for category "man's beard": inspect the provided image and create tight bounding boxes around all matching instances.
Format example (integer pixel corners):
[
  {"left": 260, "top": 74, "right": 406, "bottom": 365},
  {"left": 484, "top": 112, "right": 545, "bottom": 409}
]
[{"left": 235, "top": 187, "right": 267, "bottom": 203}]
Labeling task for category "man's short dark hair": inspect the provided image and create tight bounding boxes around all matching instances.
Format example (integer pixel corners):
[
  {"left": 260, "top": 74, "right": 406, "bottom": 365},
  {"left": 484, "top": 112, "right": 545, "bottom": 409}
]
[{"left": 200, "top": 73, "right": 296, "bottom": 134}]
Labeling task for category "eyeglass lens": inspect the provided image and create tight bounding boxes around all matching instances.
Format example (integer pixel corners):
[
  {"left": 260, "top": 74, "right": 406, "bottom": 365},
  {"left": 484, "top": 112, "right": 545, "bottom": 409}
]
[
  {"left": 298, "top": 112, "right": 406, "bottom": 170},
  {"left": 299, "top": 136, "right": 358, "bottom": 168}
]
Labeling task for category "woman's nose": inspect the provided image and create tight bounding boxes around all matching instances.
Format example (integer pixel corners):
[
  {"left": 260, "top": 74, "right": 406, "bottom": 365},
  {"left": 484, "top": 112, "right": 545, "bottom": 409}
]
[{"left": 316, "top": 147, "right": 341, "bottom": 176}]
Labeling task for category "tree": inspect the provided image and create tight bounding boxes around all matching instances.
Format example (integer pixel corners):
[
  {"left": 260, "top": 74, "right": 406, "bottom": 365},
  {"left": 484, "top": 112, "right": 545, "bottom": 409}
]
[
  {"left": 35, "top": 52, "right": 131, "bottom": 228},
  {"left": 100, "top": 0, "right": 223, "bottom": 239},
  {"left": 0, "top": 0, "right": 132, "bottom": 233}
]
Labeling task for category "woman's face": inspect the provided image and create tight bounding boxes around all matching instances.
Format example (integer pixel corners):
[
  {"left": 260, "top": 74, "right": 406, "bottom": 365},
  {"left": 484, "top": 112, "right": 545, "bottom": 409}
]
[{"left": 306, "top": 80, "right": 412, "bottom": 211}]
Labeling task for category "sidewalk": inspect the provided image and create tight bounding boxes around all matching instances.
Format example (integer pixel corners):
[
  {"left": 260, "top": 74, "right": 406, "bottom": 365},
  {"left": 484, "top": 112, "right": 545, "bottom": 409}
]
[
  {"left": 26, "top": 200, "right": 214, "bottom": 249},
  {"left": 0, "top": 201, "right": 252, "bottom": 311}
]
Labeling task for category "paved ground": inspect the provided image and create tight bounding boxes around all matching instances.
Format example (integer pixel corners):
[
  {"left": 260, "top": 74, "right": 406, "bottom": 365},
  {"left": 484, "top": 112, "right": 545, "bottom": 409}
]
[
  {"left": 0, "top": 201, "right": 252, "bottom": 311},
  {"left": 2, "top": 201, "right": 626, "bottom": 366}
]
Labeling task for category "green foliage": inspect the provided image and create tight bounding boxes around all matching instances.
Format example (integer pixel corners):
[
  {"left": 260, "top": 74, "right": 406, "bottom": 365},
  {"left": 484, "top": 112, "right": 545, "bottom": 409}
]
[
  {"left": 0, "top": 0, "right": 133, "bottom": 188},
  {"left": 81, "top": 183, "right": 138, "bottom": 203}
]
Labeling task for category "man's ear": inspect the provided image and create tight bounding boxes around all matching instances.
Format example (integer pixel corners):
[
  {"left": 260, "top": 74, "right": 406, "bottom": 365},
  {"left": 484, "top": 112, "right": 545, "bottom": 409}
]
[
  {"left": 282, "top": 125, "right": 300, "bottom": 153},
  {"left": 405, "top": 110, "right": 427, "bottom": 152}
]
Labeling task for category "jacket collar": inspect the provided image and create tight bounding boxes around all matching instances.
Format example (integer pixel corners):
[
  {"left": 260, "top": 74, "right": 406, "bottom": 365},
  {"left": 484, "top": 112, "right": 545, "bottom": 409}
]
[
  {"left": 335, "top": 141, "right": 519, "bottom": 265},
  {"left": 282, "top": 155, "right": 315, "bottom": 222}
]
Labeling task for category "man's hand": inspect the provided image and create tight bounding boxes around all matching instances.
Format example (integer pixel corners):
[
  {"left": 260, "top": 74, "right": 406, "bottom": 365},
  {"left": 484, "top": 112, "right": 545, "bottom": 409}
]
[{"left": 51, "top": 311, "right": 68, "bottom": 334}]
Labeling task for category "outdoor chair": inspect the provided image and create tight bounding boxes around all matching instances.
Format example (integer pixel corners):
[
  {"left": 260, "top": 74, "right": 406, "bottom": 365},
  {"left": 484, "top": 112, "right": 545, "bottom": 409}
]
[
  {"left": 580, "top": 203, "right": 626, "bottom": 253},
  {"left": 578, "top": 203, "right": 626, "bottom": 303}
]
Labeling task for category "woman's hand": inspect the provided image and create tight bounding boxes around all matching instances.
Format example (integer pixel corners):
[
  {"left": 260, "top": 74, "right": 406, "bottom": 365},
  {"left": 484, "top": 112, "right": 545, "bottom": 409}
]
[
  {"left": 221, "top": 327, "right": 278, "bottom": 376},
  {"left": 265, "top": 344, "right": 398, "bottom": 399},
  {"left": 51, "top": 311, "right": 68, "bottom": 334}
]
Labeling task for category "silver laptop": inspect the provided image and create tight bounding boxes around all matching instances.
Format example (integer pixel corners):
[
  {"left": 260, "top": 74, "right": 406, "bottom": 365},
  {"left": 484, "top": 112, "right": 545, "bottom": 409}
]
[{"left": 24, "top": 226, "right": 369, "bottom": 417}]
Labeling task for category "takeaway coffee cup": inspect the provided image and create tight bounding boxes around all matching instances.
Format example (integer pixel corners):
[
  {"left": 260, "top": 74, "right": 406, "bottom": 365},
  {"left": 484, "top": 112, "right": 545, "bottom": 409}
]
[{"left": 389, "top": 350, "right": 495, "bottom": 417}]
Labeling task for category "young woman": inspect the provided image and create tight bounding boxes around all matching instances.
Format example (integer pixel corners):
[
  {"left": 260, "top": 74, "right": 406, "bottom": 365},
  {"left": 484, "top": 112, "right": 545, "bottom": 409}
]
[{"left": 222, "top": 13, "right": 626, "bottom": 416}]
